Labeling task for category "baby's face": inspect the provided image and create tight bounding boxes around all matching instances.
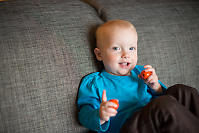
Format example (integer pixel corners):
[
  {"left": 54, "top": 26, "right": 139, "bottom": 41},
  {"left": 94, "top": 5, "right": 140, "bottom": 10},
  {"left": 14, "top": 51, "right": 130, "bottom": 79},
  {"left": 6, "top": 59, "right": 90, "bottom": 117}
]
[{"left": 95, "top": 26, "right": 138, "bottom": 76}]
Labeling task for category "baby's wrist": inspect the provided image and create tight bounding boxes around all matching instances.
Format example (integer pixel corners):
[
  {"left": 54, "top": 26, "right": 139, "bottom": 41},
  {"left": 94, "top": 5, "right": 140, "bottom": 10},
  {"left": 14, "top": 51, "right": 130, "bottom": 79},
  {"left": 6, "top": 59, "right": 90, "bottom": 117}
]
[{"left": 154, "top": 83, "right": 162, "bottom": 93}]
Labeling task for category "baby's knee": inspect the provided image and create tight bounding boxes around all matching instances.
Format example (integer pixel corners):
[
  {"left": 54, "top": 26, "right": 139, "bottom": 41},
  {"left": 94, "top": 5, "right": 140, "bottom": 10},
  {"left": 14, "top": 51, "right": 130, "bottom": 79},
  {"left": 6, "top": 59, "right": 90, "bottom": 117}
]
[
  {"left": 168, "top": 84, "right": 198, "bottom": 94},
  {"left": 150, "top": 95, "right": 177, "bottom": 111}
]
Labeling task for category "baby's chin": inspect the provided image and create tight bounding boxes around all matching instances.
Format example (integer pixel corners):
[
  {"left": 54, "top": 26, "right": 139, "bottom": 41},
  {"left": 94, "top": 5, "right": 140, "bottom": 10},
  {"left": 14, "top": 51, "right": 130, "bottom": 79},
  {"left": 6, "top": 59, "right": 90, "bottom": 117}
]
[
  {"left": 109, "top": 70, "right": 132, "bottom": 76},
  {"left": 116, "top": 66, "right": 136, "bottom": 76},
  {"left": 105, "top": 65, "right": 136, "bottom": 76}
]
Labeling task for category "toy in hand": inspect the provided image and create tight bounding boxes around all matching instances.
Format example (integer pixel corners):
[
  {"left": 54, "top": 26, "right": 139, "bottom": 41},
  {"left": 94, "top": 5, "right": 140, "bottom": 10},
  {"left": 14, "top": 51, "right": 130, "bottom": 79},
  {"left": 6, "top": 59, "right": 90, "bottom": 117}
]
[
  {"left": 140, "top": 70, "right": 152, "bottom": 80},
  {"left": 108, "top": 99, "right": 119, "bottom": 110}
]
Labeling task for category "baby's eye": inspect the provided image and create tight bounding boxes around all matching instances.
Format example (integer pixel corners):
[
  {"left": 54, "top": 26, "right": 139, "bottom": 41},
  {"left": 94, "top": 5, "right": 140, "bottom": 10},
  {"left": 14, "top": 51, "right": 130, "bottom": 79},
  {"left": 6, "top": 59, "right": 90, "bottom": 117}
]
[
  {"left": 129, "top": 47, "right": 136, "bottom": 50},
  {"left": 112, "top": 47, "right": 120, "bottom": 50}
]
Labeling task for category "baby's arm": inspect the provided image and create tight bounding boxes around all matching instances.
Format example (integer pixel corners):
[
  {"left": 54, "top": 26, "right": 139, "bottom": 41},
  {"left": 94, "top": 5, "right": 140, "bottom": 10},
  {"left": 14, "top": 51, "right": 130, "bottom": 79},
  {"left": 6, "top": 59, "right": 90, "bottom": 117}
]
[
  {"left": 99, "top": 90, "right": 118, "bottom": 125},
  {"left": 79, "top": 104, "right": 103, "bottom": 130},
  {"left": 139, "top": 65, "right": 163, "bottom": 93},
  {"left": 78, "top": 90, "right": 118, "bottom": 131},
  {"left": 77, "top": 74, "right": 105, "bottom": 131},
  {"left": 77, "top": 74, "right": 117, "bottom": 132}
]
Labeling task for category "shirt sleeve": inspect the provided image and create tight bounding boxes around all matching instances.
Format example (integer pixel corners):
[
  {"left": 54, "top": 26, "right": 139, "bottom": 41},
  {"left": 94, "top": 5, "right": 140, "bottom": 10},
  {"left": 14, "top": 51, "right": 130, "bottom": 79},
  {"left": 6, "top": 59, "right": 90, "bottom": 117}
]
[
  {"left": 78, "top": 105, "right": 110, "bottom": 132},
  {"left": 77, "top": 73, "right": 110, "bottom": 132}
]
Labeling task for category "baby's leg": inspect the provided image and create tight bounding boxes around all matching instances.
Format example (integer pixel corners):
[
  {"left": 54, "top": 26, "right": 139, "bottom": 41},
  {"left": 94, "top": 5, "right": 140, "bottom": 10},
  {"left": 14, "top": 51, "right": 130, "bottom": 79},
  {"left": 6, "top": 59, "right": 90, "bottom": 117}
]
[
  {"left": 120, "top": 95, "right": 199, "bottom": 133},
  {"left": 165, "top": 84, "right": 199, "bottom": 117}
]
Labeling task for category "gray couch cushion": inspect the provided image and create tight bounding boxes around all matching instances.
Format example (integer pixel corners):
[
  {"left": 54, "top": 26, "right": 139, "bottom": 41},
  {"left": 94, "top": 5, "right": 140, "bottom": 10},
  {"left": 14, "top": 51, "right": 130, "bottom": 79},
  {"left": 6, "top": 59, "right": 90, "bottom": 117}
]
[
  {"left": 83, "top": 0, "right": 199, "bottom": 90},
  {"left": 0, "top": 0, "right": 102, "bottom": 132}
]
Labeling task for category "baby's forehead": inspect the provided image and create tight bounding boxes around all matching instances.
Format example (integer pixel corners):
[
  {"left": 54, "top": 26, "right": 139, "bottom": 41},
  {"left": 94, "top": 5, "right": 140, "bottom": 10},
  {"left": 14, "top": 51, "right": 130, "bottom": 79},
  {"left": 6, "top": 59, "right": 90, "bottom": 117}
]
[
  {"left": 96, "top": 20, "right": 137, "bottom": 39},
  {"left": 97, "top": 20, "right": 135, "bottom": 33}
]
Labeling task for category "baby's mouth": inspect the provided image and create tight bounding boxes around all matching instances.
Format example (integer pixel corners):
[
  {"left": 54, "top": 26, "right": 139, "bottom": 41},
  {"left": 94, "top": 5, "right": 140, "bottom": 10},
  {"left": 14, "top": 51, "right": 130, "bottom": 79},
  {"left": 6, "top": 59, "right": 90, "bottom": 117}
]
[{"left": 119, "top": 62, "right": 130, "bottom": 68}]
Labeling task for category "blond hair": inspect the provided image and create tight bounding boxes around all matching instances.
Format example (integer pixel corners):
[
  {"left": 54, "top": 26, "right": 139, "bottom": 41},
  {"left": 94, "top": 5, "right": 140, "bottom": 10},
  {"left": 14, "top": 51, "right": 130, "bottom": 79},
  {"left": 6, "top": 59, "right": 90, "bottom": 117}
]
[{"left": 96, "top": 20, "right": 137, "bottom": 47}]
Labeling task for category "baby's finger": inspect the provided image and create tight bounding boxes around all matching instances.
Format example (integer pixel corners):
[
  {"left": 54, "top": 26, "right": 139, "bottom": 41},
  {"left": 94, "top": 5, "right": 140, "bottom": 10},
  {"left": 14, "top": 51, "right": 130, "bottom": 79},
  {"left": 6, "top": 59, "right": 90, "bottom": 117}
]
[
  {"left": 103, "top": 116, "right": 110, "bottom": 121},
  {"left": 107, "top": 112, "right": 117, "bottom": 117},
  {"left": 144, "top": 68, "right": 155, "bottom": 73},
  {"left": 106, "top": 101, "right": 118, "bottom": 109},
  {"left": 105, "top": 110, "right": 117, "bottom": 116},
  {"left": 102, "top": 90, "right": 107, "bottom": 103},
  {"left": 147, "top": 77, "right": 155, "bottom": 84},
  {"left": 100, "top": 101, "right": 107, "bottom": 110},
  {"left": 144, "top": 65, "right": 152, "bottom": 69},
  {"left": 104, "top": 106, "right": 118, "bottom": 114},
  {"left": 103, "top": 110, "right": 117, "bottom": 118}
]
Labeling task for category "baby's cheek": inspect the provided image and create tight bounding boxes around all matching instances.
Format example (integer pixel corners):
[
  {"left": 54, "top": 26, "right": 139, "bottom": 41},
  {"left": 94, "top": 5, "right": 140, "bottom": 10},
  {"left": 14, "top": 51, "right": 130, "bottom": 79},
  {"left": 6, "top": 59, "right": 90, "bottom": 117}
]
[
  {"left": 108, "top": 54, "right": 119, "bottom": 61},
  {"left": 132, "top": 55, "right": 138, "bottom": 63}
]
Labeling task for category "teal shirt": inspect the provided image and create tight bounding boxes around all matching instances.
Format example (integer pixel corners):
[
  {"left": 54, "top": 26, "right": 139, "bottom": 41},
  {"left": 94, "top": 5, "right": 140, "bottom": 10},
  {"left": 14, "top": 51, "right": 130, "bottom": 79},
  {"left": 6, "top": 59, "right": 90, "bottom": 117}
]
[{"left": 77, "top": 65, "right": 167, "bottom": 133}]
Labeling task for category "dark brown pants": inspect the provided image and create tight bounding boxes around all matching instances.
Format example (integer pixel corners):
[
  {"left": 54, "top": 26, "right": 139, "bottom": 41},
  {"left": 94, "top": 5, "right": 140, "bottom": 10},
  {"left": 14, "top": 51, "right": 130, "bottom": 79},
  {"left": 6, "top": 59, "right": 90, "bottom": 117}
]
[{"left": 120, "top": 84, "right": 199, "bottom": 133}]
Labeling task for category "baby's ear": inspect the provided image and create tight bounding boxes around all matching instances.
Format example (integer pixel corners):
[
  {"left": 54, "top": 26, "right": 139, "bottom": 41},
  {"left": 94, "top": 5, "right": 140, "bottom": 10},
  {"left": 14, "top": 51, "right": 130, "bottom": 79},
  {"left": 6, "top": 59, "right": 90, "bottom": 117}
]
[{"left": 94, "top": 48, "right": 102, "bottom": 61}]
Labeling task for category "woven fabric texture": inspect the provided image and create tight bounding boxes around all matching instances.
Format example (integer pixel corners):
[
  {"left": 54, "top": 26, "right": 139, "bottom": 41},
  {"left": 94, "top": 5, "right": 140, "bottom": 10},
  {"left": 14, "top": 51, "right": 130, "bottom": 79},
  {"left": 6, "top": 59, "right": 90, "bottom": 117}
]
[
  {"left": 0, "top": 0, "right": 102, "bottom": 132},
  {"left": 83, "top": 0, "right": 199, "bottom": 89},
  {"left": 1, "top": 0, "right": 199, "bottom": 132}
]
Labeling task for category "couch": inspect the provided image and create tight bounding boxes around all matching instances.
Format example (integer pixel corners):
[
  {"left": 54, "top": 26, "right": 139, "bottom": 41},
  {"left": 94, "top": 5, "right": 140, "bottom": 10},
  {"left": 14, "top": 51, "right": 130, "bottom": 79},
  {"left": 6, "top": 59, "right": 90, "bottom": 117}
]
[{"left": 0, "top": 0, "right": 198, "bottom": 132}]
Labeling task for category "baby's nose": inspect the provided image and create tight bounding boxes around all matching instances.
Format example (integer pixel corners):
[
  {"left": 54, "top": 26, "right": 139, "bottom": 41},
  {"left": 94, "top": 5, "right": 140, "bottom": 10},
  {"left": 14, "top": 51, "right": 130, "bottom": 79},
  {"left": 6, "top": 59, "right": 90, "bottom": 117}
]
[{"left": 121, "top": 51, "right": 130, "bottom": 58}]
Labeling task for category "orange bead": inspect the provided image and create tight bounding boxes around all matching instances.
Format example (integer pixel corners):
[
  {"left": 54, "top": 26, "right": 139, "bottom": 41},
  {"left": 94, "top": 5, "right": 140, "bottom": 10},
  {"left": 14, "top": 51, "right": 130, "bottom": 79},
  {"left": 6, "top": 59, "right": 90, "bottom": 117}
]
[
  {"left": 108, "top": 99, "right": 119, "bottom": 110},
  {"left": 140, "top": 71, "right": 152, "bottom": 79}
]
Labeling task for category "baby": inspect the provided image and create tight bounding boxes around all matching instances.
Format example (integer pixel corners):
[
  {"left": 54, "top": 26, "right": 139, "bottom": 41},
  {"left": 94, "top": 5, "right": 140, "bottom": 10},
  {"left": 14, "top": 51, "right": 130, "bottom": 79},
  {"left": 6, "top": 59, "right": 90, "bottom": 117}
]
[{"left": 77, "top": 20, "right": 199, "bottom": 133}]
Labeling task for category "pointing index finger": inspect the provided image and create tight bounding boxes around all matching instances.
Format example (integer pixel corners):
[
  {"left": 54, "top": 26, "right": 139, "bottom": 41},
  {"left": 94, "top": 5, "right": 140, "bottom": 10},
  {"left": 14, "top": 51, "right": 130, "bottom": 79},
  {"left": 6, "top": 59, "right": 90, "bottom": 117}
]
[{"left": 102, "top": 90, "right": 107, "bottom": 103}]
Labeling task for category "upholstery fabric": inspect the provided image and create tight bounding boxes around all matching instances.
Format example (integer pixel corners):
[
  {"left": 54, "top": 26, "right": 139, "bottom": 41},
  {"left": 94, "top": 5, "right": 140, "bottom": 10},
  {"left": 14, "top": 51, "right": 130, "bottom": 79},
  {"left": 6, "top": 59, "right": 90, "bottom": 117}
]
[
  {"left": 83, "top": 0, "right": 199, "bottom": 90},
  {"left": 0, "top": 0, "right": 199, "bottom": 132},
  {"left": 0, "top": 0, "right": 102, "bottom": 132}
]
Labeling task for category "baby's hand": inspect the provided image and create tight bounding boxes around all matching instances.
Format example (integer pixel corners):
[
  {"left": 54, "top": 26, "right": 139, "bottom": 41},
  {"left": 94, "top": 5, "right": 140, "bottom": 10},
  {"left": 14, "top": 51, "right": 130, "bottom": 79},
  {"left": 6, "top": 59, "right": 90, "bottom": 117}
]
[
  {"left": 139, "top": 65, "right": 162, "bottom": 93},
  {"left": 99, "top": 90, "right": 118, "bottom": 125}
]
